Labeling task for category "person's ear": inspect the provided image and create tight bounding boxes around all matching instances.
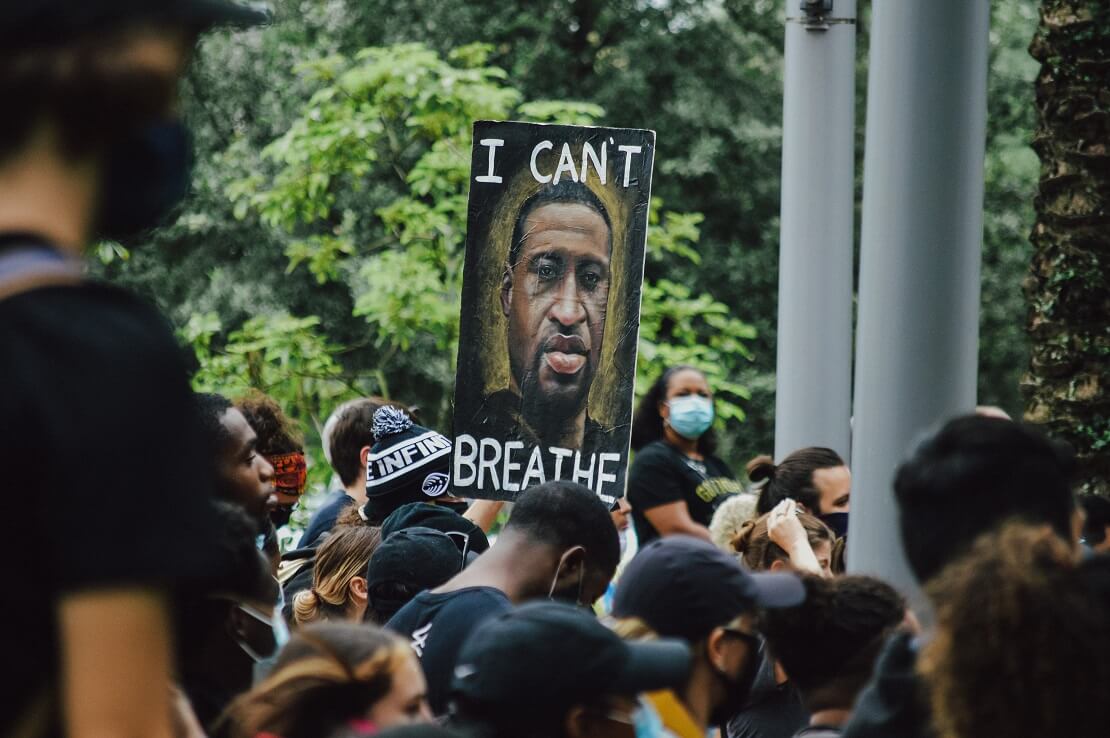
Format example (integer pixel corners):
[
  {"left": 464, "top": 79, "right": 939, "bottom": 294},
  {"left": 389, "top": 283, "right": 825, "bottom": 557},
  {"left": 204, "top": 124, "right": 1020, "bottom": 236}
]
[
  {"left": 359, "top": 446, "right": 371, "bottom": 469},
  {"left": 768, "top": 558, "right": 789, "bottom": 573},
  {"left": 349, "top": 576, "right": 368, "bottom": 605},
  {"left": 500, "top": 266, "right": 513, "bottom": 317},
  {"left": 706, "top": 626, "right": 732, "bottom": 672},
  {"left": 552, "top": 545, "right": 586, "bottom": 587},
  {"left": 658, "top": 399, "right": 670, "bottom": 421},
  {"left": 564, "top": 705, "right": 592, "bottom": 738}
]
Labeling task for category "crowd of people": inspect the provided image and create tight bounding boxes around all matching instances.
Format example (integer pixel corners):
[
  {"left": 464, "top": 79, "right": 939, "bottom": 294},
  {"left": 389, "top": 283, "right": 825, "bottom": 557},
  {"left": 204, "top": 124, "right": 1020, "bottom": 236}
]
[{"left": 4, "top": 4, "right": 1109, "bottom": 738}]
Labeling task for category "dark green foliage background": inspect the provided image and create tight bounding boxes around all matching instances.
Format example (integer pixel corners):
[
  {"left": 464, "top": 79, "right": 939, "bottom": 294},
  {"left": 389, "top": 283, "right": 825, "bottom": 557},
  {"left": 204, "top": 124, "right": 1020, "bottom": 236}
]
[{"left": 94, "top": 1, "right": 1038, "bottom": 487}]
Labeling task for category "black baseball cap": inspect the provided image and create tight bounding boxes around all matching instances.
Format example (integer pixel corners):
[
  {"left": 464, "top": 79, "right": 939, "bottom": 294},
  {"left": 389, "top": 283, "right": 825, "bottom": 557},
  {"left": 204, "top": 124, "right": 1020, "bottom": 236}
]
[
  {"left": 2, "top": 1, "right": 271, "bottom": 50},
  {"left": 381, "top": 502, "right": 490, "bottom": 560},
  {"left": 613, "top": 535, "right": 805, "bottom": 641},
  {"left": 366, "top": 527, "right": 461, "bottom": 618},
  {"left": 451, "top": 601, "right": 691, "bottom": 709}
]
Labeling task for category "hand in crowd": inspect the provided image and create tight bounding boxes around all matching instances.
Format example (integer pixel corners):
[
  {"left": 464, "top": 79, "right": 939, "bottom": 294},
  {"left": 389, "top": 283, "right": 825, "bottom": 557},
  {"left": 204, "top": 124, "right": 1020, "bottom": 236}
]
[{"left": 766, "top": 499, "right": 827, "bottom": 577}]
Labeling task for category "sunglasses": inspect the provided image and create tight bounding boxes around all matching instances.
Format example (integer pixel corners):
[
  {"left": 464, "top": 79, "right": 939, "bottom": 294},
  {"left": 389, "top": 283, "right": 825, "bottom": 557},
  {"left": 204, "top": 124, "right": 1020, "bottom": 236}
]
[
  {"left": 444, "top": 530, "right": 472, "bottom": 572},
  {"left": 720, "top": 626, "right": 762, "bottom": 651}
]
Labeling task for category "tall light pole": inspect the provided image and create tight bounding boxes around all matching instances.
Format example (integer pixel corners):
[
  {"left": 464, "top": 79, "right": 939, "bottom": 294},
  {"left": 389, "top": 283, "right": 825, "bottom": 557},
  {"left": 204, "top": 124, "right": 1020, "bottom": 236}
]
[
  {"left": 847, "top": 0, "right": 990, "bottom": 611},
  {"left": 774, "top": 0, "right": 857, "bottom": 461}
]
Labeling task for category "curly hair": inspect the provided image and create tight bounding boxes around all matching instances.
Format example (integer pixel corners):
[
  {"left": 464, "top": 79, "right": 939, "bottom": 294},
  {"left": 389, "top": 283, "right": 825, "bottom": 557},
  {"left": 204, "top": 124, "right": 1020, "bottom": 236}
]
[
  {"left": 292, "top": 526, "right": 382, "bottom": 627},
  {"left": 223, "top": 623, "right": 414, "bottom": 738},
  {"left": 235, "top": 389, "right": 303, "bottom": 455},
  {"left": 709, "top": 493, "right": 759, "bottom": 552},
  {"left": 760, "top": 576, "right": 904, "bottom": 712},
  {"left": 731, "top": 510, "right": 834, "bottom": 572},
  {"left": 630, "top": 365, "right": 717, "bottom": 455},
  {"left": 920, "top": 522, "right": 1110, "bottom": 738}
]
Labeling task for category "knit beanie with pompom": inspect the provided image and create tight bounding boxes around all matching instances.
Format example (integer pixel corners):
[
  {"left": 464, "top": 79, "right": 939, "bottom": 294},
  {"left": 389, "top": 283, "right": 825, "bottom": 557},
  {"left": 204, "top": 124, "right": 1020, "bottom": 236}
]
[{"left": 361, "top": 406, "right": 453, "bottom": 524}]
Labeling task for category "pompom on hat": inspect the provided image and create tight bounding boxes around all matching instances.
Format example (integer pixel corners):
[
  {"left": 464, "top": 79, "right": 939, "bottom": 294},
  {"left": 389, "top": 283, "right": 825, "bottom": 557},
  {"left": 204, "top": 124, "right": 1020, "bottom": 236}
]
[{"left": 361, "top": 407, "right": 453, "bottom": 524}]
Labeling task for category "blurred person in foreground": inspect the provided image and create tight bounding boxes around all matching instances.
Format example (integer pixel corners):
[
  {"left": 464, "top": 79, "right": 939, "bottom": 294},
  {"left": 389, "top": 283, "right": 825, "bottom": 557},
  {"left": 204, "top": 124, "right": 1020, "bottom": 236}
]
[
  {"left": 223, "top": 622, "right": 432, "bottom": 738},
  {"left": 919, "top": 523, "right": 1110, "bottom": 738},
  {"left": 387, "top": 480, "right": 619, "bottom": 716},
  {"left": 448, "top": 601, "right": 692, "bottom": 738},
  {"left": 612, "top": 536, "right": 805, "bottom": 737},
  {"left": 759, "top": 576, "right": 907, "bottom": 737},
  {"left": 0, "top": 2, "right": 267, "bottom": 736},
  {"left": 843, "top": 416, "right": 1081, "bottom": 738}
]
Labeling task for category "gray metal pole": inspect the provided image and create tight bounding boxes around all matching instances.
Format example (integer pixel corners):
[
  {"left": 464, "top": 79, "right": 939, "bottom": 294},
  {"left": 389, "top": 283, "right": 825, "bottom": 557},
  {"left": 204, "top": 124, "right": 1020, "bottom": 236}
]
[
  {"left": 846, "top": 0, "right": 990, "bottom": 611},
  {"left": 773, "top": 0, "right": 857, "bottom": 461}
]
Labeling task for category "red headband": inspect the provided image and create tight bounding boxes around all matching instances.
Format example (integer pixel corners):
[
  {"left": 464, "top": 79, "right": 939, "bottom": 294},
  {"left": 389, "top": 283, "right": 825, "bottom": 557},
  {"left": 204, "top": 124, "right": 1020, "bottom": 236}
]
[{"left": 268, "top": 452, "right": 307, "bottom": 495}]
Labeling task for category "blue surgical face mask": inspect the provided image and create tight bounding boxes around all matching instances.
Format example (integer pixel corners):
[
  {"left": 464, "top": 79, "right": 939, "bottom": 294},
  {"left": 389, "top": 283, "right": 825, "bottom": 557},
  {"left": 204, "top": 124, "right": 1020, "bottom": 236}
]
[
  {"left": 667, "top": 395, "right": 714, "bottom": 440},
  {"left": 633, "top": 698, "right": 667, "bottom": 738}
]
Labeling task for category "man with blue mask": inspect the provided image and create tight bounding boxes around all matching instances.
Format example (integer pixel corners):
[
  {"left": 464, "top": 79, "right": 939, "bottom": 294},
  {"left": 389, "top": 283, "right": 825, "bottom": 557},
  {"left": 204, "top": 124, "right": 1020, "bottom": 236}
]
[{"left": 0, "top": 3, "right": 268, "bottom": 737}]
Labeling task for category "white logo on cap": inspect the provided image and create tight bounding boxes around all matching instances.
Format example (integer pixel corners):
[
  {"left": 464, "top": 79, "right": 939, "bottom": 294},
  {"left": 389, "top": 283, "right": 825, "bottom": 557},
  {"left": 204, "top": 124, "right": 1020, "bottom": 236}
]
[{"left": 422, "top": 472, "right": 449, "bottom": 497}]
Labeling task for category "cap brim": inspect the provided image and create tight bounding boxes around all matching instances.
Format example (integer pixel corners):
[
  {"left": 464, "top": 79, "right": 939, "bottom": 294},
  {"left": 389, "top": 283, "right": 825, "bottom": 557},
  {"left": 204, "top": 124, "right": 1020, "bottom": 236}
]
[
  {"left": 747, "top": 572, "right": 806, "bottom": 609},
  {"left": 188, "top": 1, "right": 272, "bottom": 29},
  {"left": 612, "top": 638, "right": 691, "bottom": 695}
]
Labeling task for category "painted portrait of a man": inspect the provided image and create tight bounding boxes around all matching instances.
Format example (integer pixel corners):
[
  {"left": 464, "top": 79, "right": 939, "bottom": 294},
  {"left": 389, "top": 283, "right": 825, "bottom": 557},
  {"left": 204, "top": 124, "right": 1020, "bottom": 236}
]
[{"left": 452, "top": 121, "right": 655, "bottom": 502}]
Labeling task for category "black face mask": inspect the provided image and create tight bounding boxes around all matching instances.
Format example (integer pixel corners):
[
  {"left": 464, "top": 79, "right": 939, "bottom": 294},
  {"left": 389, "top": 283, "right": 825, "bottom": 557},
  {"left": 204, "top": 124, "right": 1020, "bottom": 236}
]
[
  {"left": 97, "top": 120, "right": 192, "bottom": 240},
  {"left": 820, "top": 512, "right": 849, "bottom": 539},
  {"left": 269, "top": 504, "right": 294, "bottom": 528}
]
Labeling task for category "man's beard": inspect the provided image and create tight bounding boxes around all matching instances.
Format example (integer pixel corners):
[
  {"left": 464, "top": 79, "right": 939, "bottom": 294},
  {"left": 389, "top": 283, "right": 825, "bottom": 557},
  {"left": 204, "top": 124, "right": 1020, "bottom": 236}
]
[{"left": 518, "top": 346, "right": 593, "bottom": 443}]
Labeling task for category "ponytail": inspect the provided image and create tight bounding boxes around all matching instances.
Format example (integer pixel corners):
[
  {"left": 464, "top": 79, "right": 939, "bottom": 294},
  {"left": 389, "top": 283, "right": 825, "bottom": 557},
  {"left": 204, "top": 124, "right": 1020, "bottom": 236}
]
[
  {"left": 292, "top": 589, "right": 322, "bottom": 627},
  {"left": 746, "top": 454, "right": 776, "bottom": 484}
]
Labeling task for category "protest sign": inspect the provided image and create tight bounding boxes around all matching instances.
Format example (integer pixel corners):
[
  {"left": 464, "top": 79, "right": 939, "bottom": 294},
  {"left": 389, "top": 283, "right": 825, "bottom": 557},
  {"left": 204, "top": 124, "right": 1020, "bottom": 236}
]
[{"left": 452, "top": 120, "right": 655, "bottom": 505}]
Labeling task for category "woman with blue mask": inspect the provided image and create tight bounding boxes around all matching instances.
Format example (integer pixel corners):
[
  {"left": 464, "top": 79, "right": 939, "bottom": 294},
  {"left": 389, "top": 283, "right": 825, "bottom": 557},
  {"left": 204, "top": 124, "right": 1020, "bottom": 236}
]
[{"left": 627, "top": 366, "right": 744, "bottom": 546}]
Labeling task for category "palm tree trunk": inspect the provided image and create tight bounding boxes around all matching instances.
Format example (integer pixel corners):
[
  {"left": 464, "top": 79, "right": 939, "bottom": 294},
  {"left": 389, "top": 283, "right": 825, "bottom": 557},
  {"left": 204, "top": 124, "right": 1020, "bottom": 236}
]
[{"left": 1025, "top": 1, "right": 1110, "bottom": 495}]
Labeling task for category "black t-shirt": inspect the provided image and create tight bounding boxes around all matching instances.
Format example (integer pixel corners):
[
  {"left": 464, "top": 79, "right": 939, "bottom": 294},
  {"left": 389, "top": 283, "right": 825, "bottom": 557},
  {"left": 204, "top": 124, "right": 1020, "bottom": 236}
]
[
  {"left": 299, "top": 490, "right": 354, "bottom": 548},
  {"left": 385, "top": 586, "right": 512, "bottom": 716},
  {"left": 627, "top": 440, "right": 742, "bottom": 545},
  {"left": 1, "top": 269, "right": 225, "bottom": 736},
  {"left": 728, "top": 648, "right": 809, "bottom": 738}
]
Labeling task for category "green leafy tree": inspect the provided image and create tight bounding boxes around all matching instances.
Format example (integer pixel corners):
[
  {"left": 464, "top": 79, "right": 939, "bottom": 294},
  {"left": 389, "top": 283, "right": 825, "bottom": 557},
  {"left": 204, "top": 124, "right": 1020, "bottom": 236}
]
[
  {"left": 98, "top": 0, "right": 1046, "bottom": 477},
  {"left": 171, "top": 40, "right": 755, "bottom": 512}
]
